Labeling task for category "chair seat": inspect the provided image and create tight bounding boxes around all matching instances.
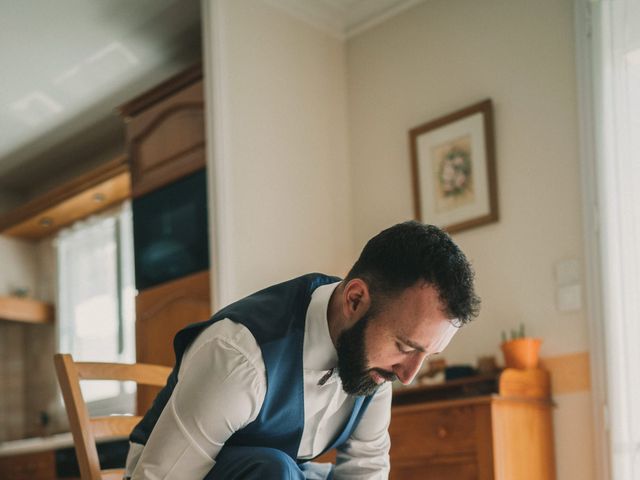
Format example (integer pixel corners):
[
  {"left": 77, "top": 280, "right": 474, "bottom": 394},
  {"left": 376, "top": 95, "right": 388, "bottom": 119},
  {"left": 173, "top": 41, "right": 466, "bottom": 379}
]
[{"left": 101, "top": 468, "right": 125, "bottom": 480}]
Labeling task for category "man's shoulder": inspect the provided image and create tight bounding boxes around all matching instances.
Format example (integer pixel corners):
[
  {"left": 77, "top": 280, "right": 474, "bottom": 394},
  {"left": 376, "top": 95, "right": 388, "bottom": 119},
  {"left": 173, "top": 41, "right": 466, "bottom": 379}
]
[{"left": 183, "top": 318, "right": 264, "bottom": 368}]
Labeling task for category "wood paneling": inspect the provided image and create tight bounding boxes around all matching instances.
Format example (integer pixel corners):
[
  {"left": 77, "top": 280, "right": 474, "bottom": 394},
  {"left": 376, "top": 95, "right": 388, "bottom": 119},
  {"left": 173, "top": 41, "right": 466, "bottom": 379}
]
[{"left": 135, "top": 270, "right": 211, "bottom": 413}]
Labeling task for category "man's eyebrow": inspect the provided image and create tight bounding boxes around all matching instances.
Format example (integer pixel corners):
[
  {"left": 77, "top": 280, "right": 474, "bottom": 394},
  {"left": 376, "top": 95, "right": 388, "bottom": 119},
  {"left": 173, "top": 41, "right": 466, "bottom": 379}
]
[{"left": 397, "top": 336, "right": 427, "bottom": 353}]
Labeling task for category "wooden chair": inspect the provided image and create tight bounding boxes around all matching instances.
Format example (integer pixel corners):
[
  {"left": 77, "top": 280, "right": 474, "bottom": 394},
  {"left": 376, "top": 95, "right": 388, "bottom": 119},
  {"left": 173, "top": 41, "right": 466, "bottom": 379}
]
[{"left": 54, "top": 353, "right": 172, "bottom": 480}]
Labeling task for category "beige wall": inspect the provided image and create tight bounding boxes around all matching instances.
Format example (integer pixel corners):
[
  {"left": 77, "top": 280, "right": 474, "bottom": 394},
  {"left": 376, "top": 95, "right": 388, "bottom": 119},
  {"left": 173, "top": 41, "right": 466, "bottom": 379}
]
[
  {"left": 346, "top": 0, "right": 593, "bottom": 478},
  {"left": 205, "top": 0, "right": 596, "bottom": 477},
  {"left": 205, "top": 0, "right": 353, "bottom": 303}
]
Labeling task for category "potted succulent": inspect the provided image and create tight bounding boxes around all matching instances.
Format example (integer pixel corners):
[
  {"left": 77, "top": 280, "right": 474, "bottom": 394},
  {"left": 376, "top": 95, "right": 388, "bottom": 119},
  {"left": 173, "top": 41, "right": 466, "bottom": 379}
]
[{"left": 500, "top": 324, "right": 542, "bottom": 369}]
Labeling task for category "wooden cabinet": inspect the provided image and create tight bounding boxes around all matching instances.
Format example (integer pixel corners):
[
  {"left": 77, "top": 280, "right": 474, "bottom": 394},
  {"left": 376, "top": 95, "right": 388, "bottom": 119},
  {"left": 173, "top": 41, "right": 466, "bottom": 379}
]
[
  {"left": 389, "top": 369, "right": 556, "bottom": 480},
  {"left": 135, "top": 269, "right": 211, "bottom": 414},
  {"left": 0, "top": 450, "right": 56, "bottom": 480},
  {"left": 0, "top": 156, "right": 130, "bottom": 240},
  {"left": 119, "top": 65, "right": 204, "bottom": 198},
  {"left": 120, "top": 64, "right": 212, "bottom": 414},
  {"left": 391, "top": 456, "right": 478, "bottom": 480},
  {"left": 315, "top": 370, "right": 555, "bottom": 479}
]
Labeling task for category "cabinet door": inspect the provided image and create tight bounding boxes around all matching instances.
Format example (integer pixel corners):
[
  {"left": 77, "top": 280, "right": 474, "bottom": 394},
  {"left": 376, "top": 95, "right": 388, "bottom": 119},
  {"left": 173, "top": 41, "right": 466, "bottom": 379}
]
[
  {"left": 126, "top": 80, "right": 205, "bottom": 197},
  {"left": 0, "top": 450, "right": 56, "bottom": 480},
  {"left": 491, "top": 401, "right": 556, "bottom": 480},
  {"left": 135, "top": 269, "right": 211, "bottom": 414}
]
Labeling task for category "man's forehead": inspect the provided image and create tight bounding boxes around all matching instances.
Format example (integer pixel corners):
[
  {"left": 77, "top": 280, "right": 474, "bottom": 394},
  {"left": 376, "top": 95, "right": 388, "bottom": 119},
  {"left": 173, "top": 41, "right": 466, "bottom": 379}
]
[{"left": 397, "top": 318, "right": 459, "bottom": 353}]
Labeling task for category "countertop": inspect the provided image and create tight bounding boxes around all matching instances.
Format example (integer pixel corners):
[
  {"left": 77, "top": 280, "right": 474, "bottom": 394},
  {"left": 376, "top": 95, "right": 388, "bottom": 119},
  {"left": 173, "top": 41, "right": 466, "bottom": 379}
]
[{"left": 0, "top": 432, "right": 127, "bottom": 457}]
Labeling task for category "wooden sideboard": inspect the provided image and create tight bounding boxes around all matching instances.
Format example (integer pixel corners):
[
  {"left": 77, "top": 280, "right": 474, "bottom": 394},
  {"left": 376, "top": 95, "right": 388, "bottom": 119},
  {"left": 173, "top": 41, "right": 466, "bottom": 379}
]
[
  {"left": 389, "top": 397, "right": 555, "bottom": 479},
  {"left": 316, "top": 368, "right": 556, "bottom": 479},
  {"left": 389, "top": 368, "right": 556, "bottom": 480}
]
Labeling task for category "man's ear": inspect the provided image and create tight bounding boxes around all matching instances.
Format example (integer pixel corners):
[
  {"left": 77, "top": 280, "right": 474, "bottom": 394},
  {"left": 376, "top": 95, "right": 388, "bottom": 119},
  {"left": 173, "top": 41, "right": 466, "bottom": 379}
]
[{"left": 342, "top": 279, "right": 371, "bottom": 320}]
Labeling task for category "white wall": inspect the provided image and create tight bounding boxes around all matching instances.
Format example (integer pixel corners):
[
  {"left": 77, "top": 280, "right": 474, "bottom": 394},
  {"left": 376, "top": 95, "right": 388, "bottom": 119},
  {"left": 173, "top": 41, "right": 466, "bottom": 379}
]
[
  {"left": 204, "top": 0, "right": 353, "bottom": 305},
  {"left": 347, "top": 0, "right": 587, "bottom": 360},
  {"left": 203, "top": 0, "right": 596, "bottom": 477},
  {"left": 346, "top": 0, "right": 593, "bottom": 478}
]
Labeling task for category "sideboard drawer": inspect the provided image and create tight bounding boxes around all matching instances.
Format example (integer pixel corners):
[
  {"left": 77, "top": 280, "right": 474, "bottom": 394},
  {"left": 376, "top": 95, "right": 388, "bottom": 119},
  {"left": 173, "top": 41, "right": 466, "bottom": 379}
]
[
  {"left": 390, "top": 456, "right": 478, "bottom": 480},
  {"left": 389, "top": 405, "right": 476, "bottom": 460}
]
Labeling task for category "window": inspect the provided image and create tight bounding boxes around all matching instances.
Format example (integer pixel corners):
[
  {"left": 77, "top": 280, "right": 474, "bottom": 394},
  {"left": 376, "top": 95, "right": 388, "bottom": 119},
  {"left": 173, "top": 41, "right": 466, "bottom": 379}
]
[{"left": 55, "top": 201, "right": 136, "bottom": 415}]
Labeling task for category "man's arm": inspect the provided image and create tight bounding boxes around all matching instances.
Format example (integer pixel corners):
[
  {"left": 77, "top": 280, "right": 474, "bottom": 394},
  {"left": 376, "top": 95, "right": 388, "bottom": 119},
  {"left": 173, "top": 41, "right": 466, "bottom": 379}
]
[
  {"left": 334, "top": 382, "right": 392, "bottom": 479},
  {"left": 129, "top": 322, "right": 266, "bottom": 479}
]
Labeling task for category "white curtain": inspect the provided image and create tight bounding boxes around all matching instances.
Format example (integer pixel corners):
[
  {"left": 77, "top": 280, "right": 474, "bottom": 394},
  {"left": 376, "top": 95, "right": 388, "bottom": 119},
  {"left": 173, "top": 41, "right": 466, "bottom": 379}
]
[
  {"left": 55, "top": 201, "right": 135, "bottom": 406},
  {"left": 590, "top": 0, "right": 640, "bottom": 477}
]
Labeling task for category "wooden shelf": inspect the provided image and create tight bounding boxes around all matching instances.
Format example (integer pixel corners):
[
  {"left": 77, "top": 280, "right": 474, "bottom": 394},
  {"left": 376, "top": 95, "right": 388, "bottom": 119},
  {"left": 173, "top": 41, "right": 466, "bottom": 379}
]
[
  {"left": 0, "top": 156, "right": 131, "bottom": 240},
  {"left": 0, "top": 296, "right": 54, "bottom": 325}
]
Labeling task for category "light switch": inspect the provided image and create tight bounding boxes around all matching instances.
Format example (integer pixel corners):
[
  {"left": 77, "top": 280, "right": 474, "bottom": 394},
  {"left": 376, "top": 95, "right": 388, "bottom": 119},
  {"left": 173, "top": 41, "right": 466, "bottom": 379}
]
[
  {"left": 555, "top": 259, "right": 581, "bottom": 286},
  {"left": 557, "top": 284, "right": 582, "bottom": 312}
]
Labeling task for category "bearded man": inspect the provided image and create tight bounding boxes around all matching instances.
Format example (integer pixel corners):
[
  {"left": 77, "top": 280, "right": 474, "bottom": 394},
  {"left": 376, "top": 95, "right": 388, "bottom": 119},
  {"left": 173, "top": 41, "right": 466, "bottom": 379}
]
[{"left": 124, "top": 221, "right": 480, "bottom": 480}]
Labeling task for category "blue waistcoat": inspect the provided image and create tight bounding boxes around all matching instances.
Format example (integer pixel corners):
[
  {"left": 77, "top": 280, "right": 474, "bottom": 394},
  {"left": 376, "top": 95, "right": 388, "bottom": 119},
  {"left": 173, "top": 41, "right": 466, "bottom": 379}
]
[{"left": 130, "top": 273, "right": 375, "bottom": 462}]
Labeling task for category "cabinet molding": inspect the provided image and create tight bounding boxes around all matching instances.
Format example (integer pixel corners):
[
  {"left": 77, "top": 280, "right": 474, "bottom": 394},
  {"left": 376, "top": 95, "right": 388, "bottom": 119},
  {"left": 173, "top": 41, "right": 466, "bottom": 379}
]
[
  {"left": 0, "top": 156, "right": 130, "bottom": 240},
  {"left": 118, "top": 64, "right": 202, "bottom": 118},
  {"left": 119, "top": 65, "right": 205, "bottom": 197}
]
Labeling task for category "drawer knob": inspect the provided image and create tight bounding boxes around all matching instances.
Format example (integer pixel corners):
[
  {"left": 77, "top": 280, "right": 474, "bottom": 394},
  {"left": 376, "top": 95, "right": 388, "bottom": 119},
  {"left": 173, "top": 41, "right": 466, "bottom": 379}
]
[{"left": 436, "top": 426, "right": 448, "bottom": 438}]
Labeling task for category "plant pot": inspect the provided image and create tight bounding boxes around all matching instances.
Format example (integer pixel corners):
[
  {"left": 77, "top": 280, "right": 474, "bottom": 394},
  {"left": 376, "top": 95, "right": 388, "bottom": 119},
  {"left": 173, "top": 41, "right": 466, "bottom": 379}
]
[{"left": 500, "top": 338, "right": 542, "bottom": 369}]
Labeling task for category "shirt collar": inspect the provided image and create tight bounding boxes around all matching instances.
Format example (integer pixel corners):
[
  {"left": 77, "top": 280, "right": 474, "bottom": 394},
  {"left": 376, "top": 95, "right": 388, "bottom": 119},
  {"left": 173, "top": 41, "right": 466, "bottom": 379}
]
[{"left": 304, "top": 281, "right": 341, "bottom": 372}]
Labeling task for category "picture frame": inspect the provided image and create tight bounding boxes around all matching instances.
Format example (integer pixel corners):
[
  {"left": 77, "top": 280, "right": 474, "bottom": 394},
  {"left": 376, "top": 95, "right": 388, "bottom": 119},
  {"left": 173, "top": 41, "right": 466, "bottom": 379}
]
[{"left": 409, "top": 99, "right": 498, "bottom": 234}]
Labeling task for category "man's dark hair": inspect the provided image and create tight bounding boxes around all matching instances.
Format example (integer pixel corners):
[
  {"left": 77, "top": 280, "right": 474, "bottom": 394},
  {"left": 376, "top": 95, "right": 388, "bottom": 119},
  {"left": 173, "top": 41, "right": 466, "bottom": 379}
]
[{"left": 345, "top": 221, "right": 480, "bottom": 326}]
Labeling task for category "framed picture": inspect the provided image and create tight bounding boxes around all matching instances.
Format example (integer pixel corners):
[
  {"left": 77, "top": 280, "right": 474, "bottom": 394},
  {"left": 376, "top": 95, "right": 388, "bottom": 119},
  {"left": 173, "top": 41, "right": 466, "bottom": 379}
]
[{"left": 409, "top": 99, "right": 498, "bottom": 234}]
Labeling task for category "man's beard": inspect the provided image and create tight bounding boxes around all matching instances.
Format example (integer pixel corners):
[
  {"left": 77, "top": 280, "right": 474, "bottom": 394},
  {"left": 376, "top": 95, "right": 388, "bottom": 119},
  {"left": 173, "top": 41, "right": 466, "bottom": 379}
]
[{"left": 336, "top": 308, "right": 397, "bottom": 396}]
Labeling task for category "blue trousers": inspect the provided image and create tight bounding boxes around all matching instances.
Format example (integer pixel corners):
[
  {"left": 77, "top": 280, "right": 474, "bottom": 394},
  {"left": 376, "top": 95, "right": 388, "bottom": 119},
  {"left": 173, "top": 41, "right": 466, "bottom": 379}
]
[{"left": 205, "top": 446, "right": 334, "bottom": 480}]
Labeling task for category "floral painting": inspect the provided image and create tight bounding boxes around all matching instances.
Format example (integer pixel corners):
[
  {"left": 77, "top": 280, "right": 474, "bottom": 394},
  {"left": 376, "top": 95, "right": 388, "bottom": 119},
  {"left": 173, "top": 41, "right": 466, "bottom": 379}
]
[
  {"left": 432, "top": 135, "right": 475, "bottom": 213},
  {"left": 409, "top": 99, "right": 498, "bottom": 233}
]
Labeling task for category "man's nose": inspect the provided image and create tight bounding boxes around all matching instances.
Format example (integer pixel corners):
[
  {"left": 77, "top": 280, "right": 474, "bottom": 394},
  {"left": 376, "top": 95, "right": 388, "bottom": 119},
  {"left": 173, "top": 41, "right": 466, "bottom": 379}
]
[{"left": 394, "top": 354, "right": 426, "bottom": 385}]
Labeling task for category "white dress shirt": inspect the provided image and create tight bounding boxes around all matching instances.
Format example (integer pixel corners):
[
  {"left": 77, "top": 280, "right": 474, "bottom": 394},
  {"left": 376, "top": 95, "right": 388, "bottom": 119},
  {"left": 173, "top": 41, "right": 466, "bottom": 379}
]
[{"left": 125, "top": 282, "right": 391, "bottom": 479}]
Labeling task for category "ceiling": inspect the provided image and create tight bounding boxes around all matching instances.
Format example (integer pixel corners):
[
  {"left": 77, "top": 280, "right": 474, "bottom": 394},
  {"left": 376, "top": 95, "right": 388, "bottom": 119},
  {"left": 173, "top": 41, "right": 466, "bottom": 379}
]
[
  {"left": 266, "top": 0, "right": 425, "bottom": 38},
  {"left": 0, "top": 0, "right": 422, "bottom": 197},
  {"left": 0, "top": 0, "right": 202, "bottom": 195}
]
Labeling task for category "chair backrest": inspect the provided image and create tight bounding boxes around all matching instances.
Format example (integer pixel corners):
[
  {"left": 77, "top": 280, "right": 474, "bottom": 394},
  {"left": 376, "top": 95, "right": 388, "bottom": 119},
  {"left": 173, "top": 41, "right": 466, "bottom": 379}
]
[{"left": 54, "top": 353, "right": 171, "bottom": 480}]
